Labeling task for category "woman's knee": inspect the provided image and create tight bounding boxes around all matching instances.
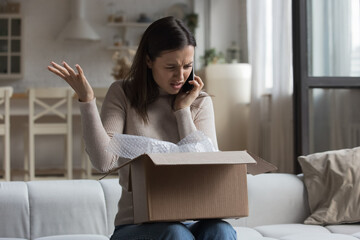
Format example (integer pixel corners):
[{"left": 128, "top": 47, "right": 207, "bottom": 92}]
[
  {"left": 159, "top": 222, "right": 194, "bottom": 240},
  {"left": 212, "top": 220, "right": 237, "bottom": 239},
  {"left": 191, "top": 219, "right": 237, "bottom": 240},
  {"left": 110, "top": 222, "right": 194, "bottom": 240}
]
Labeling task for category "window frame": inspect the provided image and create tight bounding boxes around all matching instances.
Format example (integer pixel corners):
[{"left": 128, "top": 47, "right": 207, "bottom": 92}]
[{"left": 292, "top": 0, "right": 360, "bottom": 173}]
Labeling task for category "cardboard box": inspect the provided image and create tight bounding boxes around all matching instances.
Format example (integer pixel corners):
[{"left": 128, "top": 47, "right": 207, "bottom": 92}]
[{"left": 122, "top": 151, "right": 276, "bottom": 224}]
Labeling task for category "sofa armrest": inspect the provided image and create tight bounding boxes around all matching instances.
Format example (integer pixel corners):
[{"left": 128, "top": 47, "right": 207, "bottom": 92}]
[
  {"left": 99, "top": 179, "right": 122, "bottom": 236},
  {"left": 0, "top": 181, "right": 29, "bottom": 239}
]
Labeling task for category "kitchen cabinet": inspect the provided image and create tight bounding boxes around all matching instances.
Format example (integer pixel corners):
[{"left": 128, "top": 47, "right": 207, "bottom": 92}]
[{"left": 0, "top": 14, "right": 22, "bottom": 79}]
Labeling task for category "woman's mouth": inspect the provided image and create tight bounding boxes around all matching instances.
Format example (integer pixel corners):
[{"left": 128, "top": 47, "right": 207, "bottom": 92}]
[{"left": 170, "top": 82, "right": 183, "bottom": 90}]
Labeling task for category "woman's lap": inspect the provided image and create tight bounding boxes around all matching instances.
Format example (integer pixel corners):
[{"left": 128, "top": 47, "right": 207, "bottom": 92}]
[
  {"left": 110, "top": 219, "right": 237, "bottom": 240},
  {"left": 110, "top": 222, "right": 193, "bottom": 240},
  {"left": 185, "top": 219, "right": 237, "bottom": 239}
]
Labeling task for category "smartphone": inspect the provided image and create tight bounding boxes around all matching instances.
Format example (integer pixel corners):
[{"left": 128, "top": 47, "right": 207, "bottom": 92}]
[{"left": 181, "top": 67, "right": 195, "bottom": 93}]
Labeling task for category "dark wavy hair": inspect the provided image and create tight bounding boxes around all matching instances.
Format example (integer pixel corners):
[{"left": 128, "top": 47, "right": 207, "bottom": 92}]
[{"left": 122, "top": 16, "right": 197, "bottom": 122}]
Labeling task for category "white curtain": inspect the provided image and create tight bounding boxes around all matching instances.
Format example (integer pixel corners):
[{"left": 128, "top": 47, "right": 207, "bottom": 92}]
[
  {"left": 247, "top": 0, "right": 294, "bottom": 173},
  {"left": 310, "top": 0, "right": 352, "bottom": 76}
]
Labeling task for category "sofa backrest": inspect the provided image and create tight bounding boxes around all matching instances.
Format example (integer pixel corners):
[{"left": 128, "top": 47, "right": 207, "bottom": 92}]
[{"left": 228, "top": 173, "right": 311, "bottom": 227}]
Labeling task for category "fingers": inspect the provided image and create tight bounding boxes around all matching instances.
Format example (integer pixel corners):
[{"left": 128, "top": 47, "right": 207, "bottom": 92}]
[
  {"left": 47, "top": 65, "right": 66, "bottom": 79},
  {"left": 48, "top": 61, "right": 84, "bottom": 82},
  {"left": 49, "top": 61, "right": 69, "bottom": 77},
  {"left": 62, "top": 62, "right": 77, "bottom": 79},
  {"left": 75, "top": 64, "right": 86, "bottom": 81},
  {"left": 49, "top": 61, "right": 77, "bottom": 76},
  {"left": 190, "top": 75, "right": 204, "bottom": 92},
  {"left": 48, "top": 61, "right": 80, "bottom": 88}
]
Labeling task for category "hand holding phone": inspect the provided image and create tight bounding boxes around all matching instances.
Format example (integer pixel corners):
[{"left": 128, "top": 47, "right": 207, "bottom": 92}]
[{"left": 174, "top": 67, "right": 204, "bottom": 111}]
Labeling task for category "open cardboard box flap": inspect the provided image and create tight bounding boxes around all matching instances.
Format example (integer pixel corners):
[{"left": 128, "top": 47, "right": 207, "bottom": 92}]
[
  {"left": 246, "top": 151, "right": 278, "bottom": 174},
  {"left": 101, "top": 150, "right": 277, "bottom": 179},
  {"left": 144, "top": 151, "right": 277, "bottom": 175},
  {"left": 147, "top": 151, "right": 255, "bottom": 165}
]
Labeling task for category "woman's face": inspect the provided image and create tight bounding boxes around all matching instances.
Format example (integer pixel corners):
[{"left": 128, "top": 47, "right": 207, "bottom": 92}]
[{"left": 147, "top": 45, "right": 194, "bottom": 95}]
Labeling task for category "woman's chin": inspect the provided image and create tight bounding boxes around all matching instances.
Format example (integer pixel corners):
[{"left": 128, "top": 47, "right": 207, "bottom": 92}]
[
  {"left": 170, "top": 85, "right": 183, "bottom": 93},
  {"left": 158, "top": 85, "right": 181, "bottom": 95},
  {"left": 166, "top": 87, "right": 181, "bottom": 95}
]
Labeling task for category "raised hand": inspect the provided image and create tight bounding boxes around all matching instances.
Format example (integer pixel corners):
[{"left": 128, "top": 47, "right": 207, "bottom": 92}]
[{"left": 48, "top": 61, "right": 94, "bottom": 102}]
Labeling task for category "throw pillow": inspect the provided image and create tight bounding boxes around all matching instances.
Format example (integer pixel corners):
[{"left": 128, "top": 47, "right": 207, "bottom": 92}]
[{"left": 298, "top": 146, "right": 360, "bottom": 225}]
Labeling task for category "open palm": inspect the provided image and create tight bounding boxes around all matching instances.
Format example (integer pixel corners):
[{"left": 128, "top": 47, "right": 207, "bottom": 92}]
[{"left": 48, "top": 61, "right": 94, "bottom": 102}]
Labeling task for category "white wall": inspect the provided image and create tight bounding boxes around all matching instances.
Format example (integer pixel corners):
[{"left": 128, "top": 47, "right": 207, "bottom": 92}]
[{"left": 209, "top": 0, "right": 240, "bottom": 55}]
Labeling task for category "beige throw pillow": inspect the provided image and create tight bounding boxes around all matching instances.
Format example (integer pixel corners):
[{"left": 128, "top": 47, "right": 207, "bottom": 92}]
[{"left": 298, "top": 146, "right": 360, "bottom": 225}]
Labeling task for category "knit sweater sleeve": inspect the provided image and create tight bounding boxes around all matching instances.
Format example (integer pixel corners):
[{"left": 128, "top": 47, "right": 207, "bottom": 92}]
[
  {"left": 174, "top": 94, "right": 219, "bottom": 150},
  {"left": 79, "top": 81, "right": 126, "bottom": 173}
]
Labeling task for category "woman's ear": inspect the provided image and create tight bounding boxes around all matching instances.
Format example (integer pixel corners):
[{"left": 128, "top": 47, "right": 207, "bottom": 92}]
[{"left": 146, "top": 55, "right": 152, "bottom": 69}]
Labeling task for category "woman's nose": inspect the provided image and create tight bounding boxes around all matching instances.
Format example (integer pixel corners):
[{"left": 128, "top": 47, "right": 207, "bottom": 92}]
[{"left": 174, "top": 68, "right": 184, "bottom": 80}]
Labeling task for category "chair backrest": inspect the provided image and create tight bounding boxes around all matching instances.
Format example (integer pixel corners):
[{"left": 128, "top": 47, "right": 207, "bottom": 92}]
[
  {"left": 27, "top": 87, "right": 73, "bottom": 124},
  {"left": 0, "top": 87, "right": 13, "bottom": 181},
  {"left": 0, "top": 87, "right": 13, "bottom": 130}
]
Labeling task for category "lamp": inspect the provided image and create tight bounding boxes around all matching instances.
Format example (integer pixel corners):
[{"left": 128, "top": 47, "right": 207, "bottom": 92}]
[{"left": 205, "top": 63, "right": 251, "bottom": 151}]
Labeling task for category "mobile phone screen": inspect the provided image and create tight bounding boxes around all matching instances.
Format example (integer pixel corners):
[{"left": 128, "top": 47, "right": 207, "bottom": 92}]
[{"left": 181, "top": 67, "right": 194, "bottom": 93}]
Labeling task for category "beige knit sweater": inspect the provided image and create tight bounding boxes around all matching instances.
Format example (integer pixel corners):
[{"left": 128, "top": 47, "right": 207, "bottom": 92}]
[{"left": 79, "top": 80, "right": 218, "bottom": 226}]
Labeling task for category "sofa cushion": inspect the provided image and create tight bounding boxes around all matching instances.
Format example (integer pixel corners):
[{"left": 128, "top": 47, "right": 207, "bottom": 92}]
[
  {"left": 0, "top": 182, "right": 29, "bottom": 239},
  {"left": 234, "top": 227, "right": 278, "bottom": 239},
  {"left": 351, "top": 232, "right": 360, "bottom": 238},
  {"left": 254, "top": 224, "right": 329, "bottom": 238},
  {"left": 326, "top": 225, "right": 360, "bottom": 235},
  {"left": 27, "top": 180, "right": 108, "bottom": 239},
  {"left": 34, "top": 235, "right": 109, "bottom": 240},
  {"left": 0, "top": 238, "right": 27, "bottom": 240},
  {"left": 279, "top": 233, "right": 360, "bottom": 240},
  {"left": 298, "top": 147, "right": 360, "bottom": 225},
  {"left": 235, "top": 226, "right": 264, "bottom": 238}
]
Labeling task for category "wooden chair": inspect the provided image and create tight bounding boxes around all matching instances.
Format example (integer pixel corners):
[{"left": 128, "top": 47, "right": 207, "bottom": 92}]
[
  {"left": 24, "top": 87, "right": 73, "bottom": 180},
  {"left": 80, "top": 87, "right": 108, "bottom": 179},
  {"left": 0, "top": 87, "right": 13, "bottom": 181}
]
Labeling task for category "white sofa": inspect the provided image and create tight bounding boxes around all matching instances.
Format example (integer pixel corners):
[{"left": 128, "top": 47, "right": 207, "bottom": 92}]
[{"left": 1, "top": 174, "right": 360, "bottom": 240}]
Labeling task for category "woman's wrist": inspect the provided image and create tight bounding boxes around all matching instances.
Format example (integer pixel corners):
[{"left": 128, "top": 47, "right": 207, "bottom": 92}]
[
  {"left": 174, "top": 106, "right": 190, "bottom": 113},
  {"left": 77, "top": 93, "right": 94, "bottom": 102}
]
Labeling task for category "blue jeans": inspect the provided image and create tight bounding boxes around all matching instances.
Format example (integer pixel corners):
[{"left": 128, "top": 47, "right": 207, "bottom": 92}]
[{"left": 110, "top": 219, "right": 237, "bottom": 240}]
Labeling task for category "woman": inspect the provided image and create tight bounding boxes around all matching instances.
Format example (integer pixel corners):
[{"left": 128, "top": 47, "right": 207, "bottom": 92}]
[{"left": 48, "top": 16, "right": 237, "bottom": 240}]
